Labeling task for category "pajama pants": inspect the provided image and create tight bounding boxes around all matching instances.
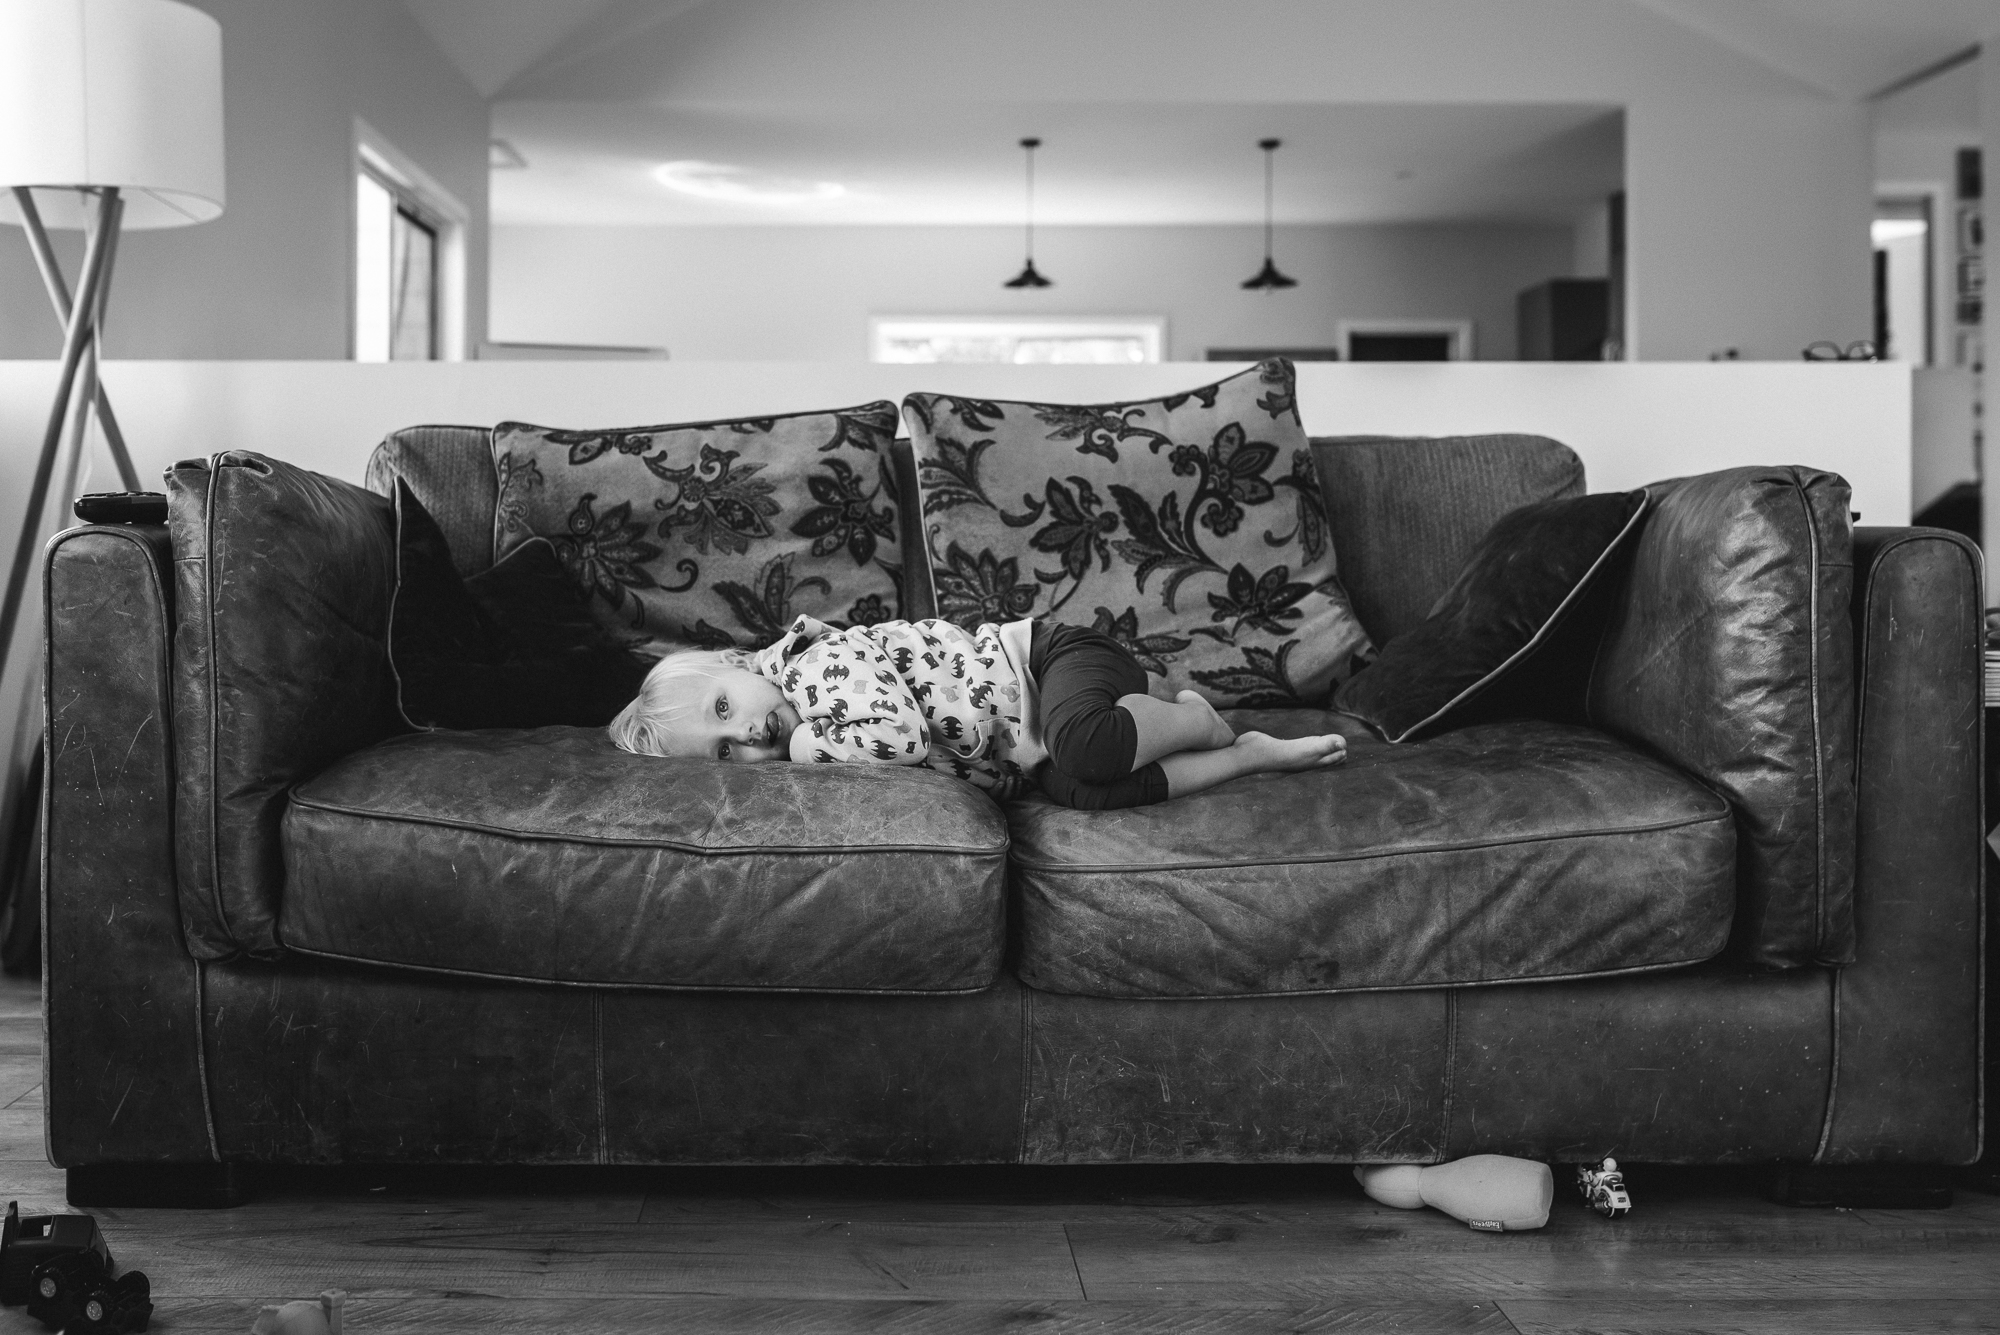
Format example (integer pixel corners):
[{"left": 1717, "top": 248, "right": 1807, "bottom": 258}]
[{"left": 1029, "top": 621, "right": 1173, "bottom": 810}]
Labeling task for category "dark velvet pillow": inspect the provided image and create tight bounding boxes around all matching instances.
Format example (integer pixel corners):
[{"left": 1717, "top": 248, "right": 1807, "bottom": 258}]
[
  {"left": 1333, "top": 489, "right": 1650, "bottom": 742},
  {"left": 390, "top": 480, "right": 652, "bottom": 730}
]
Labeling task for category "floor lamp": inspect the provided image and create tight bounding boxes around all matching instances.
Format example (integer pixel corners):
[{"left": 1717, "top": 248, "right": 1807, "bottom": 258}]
[{"left": 0, "top": 0, "right": 224, "bottom": 965}]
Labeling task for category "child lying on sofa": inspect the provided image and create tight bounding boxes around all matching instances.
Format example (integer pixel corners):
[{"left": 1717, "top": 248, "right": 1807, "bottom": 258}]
[{"left": 609, "top": 613, "right": 1345, "bottom": 809}]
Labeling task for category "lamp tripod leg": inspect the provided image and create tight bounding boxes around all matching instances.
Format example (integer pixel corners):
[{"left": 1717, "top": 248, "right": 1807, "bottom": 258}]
[
  {"left": 0, "top": 187, "right": 120, "bottom": 672},
  {"left": 11, "top": 187, "right": 139, "bottom": 491}
]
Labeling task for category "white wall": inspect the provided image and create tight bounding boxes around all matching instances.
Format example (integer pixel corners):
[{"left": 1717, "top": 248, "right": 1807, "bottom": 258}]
[
  {"left": 503, "top": 0, "right": 1876, "bottom": 363},
  {"left": 0, "top": 0, "right": 490, "bottom": 360},
  {"left": 490, "top": 223, "right": 1574, "bottom": 363},
  {"left": 0, "top": 360, "right": 1914, "bottom": 516}
]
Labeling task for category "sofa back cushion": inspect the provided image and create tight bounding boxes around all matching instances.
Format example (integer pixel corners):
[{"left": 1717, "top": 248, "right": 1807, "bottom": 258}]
[
  {"left": 1585, "top": 466, "right": 1856, "bottom": 967},
  {"left": 1310, "top": 434, "right": 1585, "bottom": 644},
  {"left": 364, "top": 425, "right": 498, "bottom": 577},
  {"left": 489, "top": 403, "right": 906, "bottom": 651},
  {"left": 905, "top": 360, "right": 1374, "bottom": 707}
]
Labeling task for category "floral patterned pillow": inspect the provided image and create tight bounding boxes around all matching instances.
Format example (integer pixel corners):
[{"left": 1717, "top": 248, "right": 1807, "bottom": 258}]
[
  {"left": 491, "top": 403, "right": 903, "bottom": 653},
  {"left": 904, "top": 360, "right": 1374, "bottom": 707}
]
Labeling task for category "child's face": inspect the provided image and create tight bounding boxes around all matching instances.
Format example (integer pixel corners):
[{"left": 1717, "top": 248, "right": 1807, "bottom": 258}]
[{"left": 667, "top": 667, "right": 800, "bottom": 763}]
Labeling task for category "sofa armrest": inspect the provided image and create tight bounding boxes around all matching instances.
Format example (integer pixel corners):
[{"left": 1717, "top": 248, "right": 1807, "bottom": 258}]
[
  {"left": 44, "top": 524, "right": 217, "bottom": 1164},
  {"left": 1816, "top": 525, "right": 1984, "bottom": 1163},
  {"left": 169, "top": 453, "right": 400, "bottom": 959},
  {"left": 1584, "top": 466, "right": 1856, "bottom": 967}
]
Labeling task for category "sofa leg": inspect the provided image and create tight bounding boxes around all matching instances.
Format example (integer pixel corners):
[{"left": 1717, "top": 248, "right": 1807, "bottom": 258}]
[
  {"left": 66, "top": 1163, "right": 250, "bottom": 1209},
  {"left": 1770, "top": 1165, "right": 1954, "bottom": 1209}
]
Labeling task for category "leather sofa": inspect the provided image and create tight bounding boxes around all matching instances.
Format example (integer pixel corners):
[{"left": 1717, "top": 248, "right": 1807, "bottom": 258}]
[{"left": 39, "top": 427, "right": 1984, "bottom": 1203}]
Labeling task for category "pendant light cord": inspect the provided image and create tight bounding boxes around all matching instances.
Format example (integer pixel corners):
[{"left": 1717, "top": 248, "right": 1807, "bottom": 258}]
[
  {"left": 1261, "top": 137, "right": 1279, "bottom": 260},
  {"left": 1022, "top": 136, "right": 1039, "bottom": 263}
]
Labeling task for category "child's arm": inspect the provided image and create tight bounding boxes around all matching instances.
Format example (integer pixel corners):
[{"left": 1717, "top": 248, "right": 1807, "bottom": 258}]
[{"left": 786, "top": 638, "right": 929, "bottom": 767}]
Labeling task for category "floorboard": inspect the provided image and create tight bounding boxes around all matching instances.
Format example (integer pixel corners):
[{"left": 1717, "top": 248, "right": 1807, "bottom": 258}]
[
  {"left": 50, "top": 1296, "right": 1522, "bottom": 1335},
  {"left": 1, "top": 997, "right": 1995, "bottom": 1334},
  {"left": 1499, "top": 1298, "right": 2000, "bottom": 1334}
]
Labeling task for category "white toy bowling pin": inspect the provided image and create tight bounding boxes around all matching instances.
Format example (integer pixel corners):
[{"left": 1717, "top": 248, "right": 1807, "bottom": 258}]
[
  {"left": 251, "top": 1289, "right": 344, "bottom": 1335},
  {"left": 1355, "top": 1154, "right": 1553, "bottom": 1231}
]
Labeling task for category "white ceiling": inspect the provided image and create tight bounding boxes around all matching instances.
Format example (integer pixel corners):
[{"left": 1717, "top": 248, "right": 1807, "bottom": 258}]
[
  {"left": 490, "top": 101, "right": 1623, "bottom": 227},
  {"left": 404, "top": 0, "right": 1998, "bottom": 228},
  {"left": 1625, "top": 0, "right": 1994, "bottom": 98}
]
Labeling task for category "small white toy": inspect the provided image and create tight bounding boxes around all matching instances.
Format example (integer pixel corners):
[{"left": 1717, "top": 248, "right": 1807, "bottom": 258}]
[
  {"left": 1576, "top": 1157, "right": 1632, "bottom": 1218},
  {"left": 252, "top": 1288, "right": 345, "bottom": 1335},
  {"left": 1355, "top": 1154, "right": 1554, "bottom": 1231}
]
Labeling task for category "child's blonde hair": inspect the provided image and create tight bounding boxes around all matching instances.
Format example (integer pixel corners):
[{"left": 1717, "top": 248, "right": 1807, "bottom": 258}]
[{"left": 608, "top": 646, "right": 757, "bottom": 757}]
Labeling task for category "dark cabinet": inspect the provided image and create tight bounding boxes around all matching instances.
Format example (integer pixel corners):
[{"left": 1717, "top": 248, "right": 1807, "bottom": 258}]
[{"left": 1517, "top": 278, "right": 1610, "bottom": 361}]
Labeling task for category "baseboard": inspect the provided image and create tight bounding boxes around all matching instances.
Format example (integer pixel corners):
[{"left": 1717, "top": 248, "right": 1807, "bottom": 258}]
[
  {"left": 66, "top": 1162, "right": 249, "bottom": 1210},
  {"left": 1770, "top": 1164, "right": 1955, "bottom": 1209}
]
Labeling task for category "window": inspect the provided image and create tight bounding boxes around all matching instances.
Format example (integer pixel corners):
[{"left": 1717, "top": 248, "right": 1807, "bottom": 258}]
[
  {"left": 1338, "top": 319, "right": 1475, "bottom": 362},
  {"left": 870, "top": 318, "right": 1165, "bottom": 365},
  {"left": 1872, "top": 197, "right": 1932, "bottom": 365},
  {"left": 352, "top": 120, "right": 467, "bottom": 362},
  {"left": 356, "top": 170, "right": 438, "bottom": 361}
]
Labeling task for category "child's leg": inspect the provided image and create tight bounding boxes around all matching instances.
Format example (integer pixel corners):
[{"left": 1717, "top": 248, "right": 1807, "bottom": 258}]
[
  {"left": 1118, "top": 689, "right": 1236, "bottom": 768},
  {"left": 1156, "top": 730, "right": 1345, "bottom": 800},
  {"left": 1035, "top": 760, "right": 1170, "bottom": 811},
  {"left": 1038, "top": 626, "right": 1231, "bottom": 785}
]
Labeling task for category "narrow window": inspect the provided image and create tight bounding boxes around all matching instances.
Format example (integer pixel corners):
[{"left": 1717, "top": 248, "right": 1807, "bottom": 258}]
[{"left": 356, "top": 167, "right": 440, "bottom": 361}]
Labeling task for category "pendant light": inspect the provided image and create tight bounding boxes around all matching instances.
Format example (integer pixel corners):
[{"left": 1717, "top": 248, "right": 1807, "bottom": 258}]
[
  {"left": 1242, "top": 137, "right": 1298, "bottom": 291},
  {"left": 1003, "top": 137, "right": 1052, "bottom": 288}
]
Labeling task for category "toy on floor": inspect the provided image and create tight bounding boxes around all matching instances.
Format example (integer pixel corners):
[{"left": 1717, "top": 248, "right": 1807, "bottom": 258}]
[
  {"left": 1354, "top": 1154, "right": 1554, "bottom": 1231},
  {"left": 252, "top": 1289, "right": 345, "bottom": 1335},
  {"left": 0, "top": 1200, "right": 112, "bottom": 1305},
  {"left": 1577, "top": 1157, "right": 1632, "bottom": 1218},
  {"left": 0, "top": 1200, "right": 152, "bottom": 1332}
]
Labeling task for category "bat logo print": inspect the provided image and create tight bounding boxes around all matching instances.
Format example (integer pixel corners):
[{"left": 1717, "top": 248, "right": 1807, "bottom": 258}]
[
  {"left": 969, "top": 682, "right": 995, "bottom": 710},
  {"left": 828, "top": 697, "right": 850, "bottom": 722},
  {"left": 823, "top": 663, "right": 851, "bottom": 682},
  {"left": 870, "top": 739, "right": 899, "bottom": 760},
  {"left": 938, "top": 715, "right": 964, "bottom": 740},
  {"left": 892, "top": 647, "right": 914, "bottom": 674}
]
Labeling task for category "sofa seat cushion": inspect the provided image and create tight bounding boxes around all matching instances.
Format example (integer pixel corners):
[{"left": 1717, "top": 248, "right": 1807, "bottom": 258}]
[
  {"left": 1008, "top": 713, "right": 1735, "bottom": 998},
  {"left": 280, "top": 728, "right": 1010, "bottom": 993}
]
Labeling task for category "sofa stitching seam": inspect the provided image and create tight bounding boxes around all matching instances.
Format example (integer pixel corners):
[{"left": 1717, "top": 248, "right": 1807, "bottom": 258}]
[
  {"left": 1026, "top": 949, "right": 1730, "bottom": 1001},
  {"left": 1792, "top": 472, "right": 1829, "bottom": 962},
  {"left": 202, "top": 461, "right": 228, "bottom": 946},
  {"left": 1010, "top": 809, "right": 1732, "bottom": 874},
  {"left": 1017, "top": 985, "right": 1033, "bottom": 1166},
  {"left": 593, "top": 993, "right": 608, "bottom": 1166},
  {"left": 281, "top": 942, "right": 1003, "bottom": 995},
  {"left": 1438, "top": 989, "right": 1457, "bottom": 1162},
  {"left": 284, "top": 800, "right": 1009, "bottom": 858}
]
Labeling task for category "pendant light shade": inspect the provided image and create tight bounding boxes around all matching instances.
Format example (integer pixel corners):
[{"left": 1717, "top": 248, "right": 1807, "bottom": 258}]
[
  {"left": 1242, "top": 137, "right": 1297, "bottom": 291},
  {"left": 1004, "top": 136, "right": 1051, "bottom": 288}
]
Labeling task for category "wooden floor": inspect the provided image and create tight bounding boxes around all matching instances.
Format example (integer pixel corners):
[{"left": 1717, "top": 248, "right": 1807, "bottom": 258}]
[{"left": 0, "top": 975, "right": 1993, "bottom": 1335}]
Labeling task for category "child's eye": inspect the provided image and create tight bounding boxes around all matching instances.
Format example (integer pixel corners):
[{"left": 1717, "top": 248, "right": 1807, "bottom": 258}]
[
  {"left": 718, "top": 741, "right": 731, "bottom": 760},
  {"left": 716, "top": 695, "right": 729, "bottom": 718}
]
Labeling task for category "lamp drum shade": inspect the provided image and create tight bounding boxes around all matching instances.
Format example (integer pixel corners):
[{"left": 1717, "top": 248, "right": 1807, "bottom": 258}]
[{"left": 0, "top": 0, "right": 224, "bottom": 229}]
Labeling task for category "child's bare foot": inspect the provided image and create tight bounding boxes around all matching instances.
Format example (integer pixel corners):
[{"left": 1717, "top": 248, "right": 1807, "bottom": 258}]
[
  {"left": 1176, "top": 689, "right": 1237, "bottom": 750},
  {"left": 1231, "top": 730, "right": 1346, "bottom": 772}
]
